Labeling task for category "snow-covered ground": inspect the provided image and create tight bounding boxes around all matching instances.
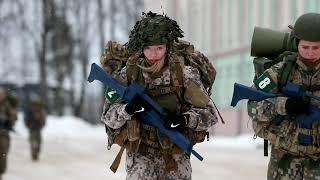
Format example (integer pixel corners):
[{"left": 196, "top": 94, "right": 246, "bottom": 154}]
[{"left": 4, "top": 114, "right": 269, "bottom": 180}]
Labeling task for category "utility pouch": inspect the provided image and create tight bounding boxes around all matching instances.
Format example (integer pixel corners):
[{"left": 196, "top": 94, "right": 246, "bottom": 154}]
[
  {"left": 126, "top": 119, "right": 141, "bottom": 152},
  {"left": 157, "top": 129, "right": 173, "bottom": 149},
  {"left": 127, "top": 119, "right": 140, "bottom": 141}
]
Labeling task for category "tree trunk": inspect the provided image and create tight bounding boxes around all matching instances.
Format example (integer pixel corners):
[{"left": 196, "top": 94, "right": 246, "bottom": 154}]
[
  {"left": 74, "top": 50, "right": 88, "bottom": 117},
  {"left": 39, "top": 0, "right": 49, "bottom": 111}
]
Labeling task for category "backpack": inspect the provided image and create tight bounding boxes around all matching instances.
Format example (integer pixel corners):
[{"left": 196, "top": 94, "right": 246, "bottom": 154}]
[
  {"left": 251, "top": 51, "right": 298, "bottom": 157},
  {"left": 100, "top": 40, "right": 216, "bottom": 95},
  {"left": 172, "top": 40, "right": 216, "bottom": 94},
  {"left": 252, "top": 51, "right": 298, "bottom": 89}
]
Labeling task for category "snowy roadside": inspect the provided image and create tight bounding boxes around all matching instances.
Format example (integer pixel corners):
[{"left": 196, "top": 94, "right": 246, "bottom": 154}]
[{"left": 5, "top": 114, "right": 268, "bottom": 180}]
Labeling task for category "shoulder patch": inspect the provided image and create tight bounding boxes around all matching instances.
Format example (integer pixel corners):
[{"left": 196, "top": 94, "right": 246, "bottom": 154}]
[
  {"left": 254, "top": 72, "right": 277, "bottom": 92},
  {"left": 105, "top": 86, "right": 120, "bottom": 103}
]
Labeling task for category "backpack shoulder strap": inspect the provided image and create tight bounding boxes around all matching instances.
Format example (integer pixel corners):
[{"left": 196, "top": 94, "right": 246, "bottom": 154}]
[
  {"left": 126, "top": 53, "right": 142, "bottom": 84},
  {"left": 169, "top": 54, "right": 184, "bottom": 99},
  {"left": 277, "top": 52, "right": 298, "bottom": 88}
]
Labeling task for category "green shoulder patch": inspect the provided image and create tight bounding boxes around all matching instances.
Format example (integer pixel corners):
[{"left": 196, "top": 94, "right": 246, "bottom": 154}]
[
  {"left": 254, "top": 72, "right": 277, "bottom": 92},
  {"left": 105, "top": 86, "right": 120, "bottom": 103}
]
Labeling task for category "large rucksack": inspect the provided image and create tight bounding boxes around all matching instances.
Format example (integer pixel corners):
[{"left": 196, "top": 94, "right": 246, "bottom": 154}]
[
  {"left": 252, "top": 51, "right": 298, "bottom": 90},
  {"left": 250, "top": 27, "right": 298, "bottom": 156},
  {"left": 250, "top": 27, "right": 298, "bottom": 89},
  {"left": 100, "top": 40, "right": 216, "bottom": 95}
]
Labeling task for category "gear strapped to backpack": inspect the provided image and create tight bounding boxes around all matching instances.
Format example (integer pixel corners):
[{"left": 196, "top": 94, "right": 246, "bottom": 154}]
[
  {"left": 100, "top": 40, "right": 217, "bottom": 172},
  {"left": 253, "top": 51, "right": 298, "bottom": 90},
  {"left": 249, "top": 27, "right": 299, "bottom": 156},
  {"left": 100, "top": 40, "right": 216, "bottom": 95}
]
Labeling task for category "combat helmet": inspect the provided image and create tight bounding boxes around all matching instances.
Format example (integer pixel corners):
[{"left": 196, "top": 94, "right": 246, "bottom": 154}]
[
  {"left": 126, "top": 11, "right": 184, "bottom": 53},
  {"left": 292, "top": 13, "right": 320, "bottom": 41}
]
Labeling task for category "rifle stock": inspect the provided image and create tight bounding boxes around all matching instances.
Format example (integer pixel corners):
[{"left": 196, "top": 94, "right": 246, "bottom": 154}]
[
  {"left": 230, "top": 83, "right": 280, "bottom": 107},
  {"left": 231, "top": 82, "right": 320, "bottom": 146}
]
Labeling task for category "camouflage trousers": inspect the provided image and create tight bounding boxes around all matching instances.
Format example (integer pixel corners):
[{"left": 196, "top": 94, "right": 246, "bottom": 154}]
[
  {"left": 126, "top": 152, "right": 192, "bottom": 180},
  {"left": 29, "top": 129, "right": 42, "bottom": 160},
  {"left": 267, "top": 148, "right": 320, "bottom": 180}
]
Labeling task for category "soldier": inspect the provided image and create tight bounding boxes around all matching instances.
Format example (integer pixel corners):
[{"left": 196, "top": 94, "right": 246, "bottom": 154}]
[
  {"left": 248, "top": 13, "right": 320, "bottom": 179},
  {"left": 0, "top": 87, "right": 17, "bottom": 179},
  {"left": 101, "top": 12, "right": 218, "bottom": 179},
  {"left": 24, "top": 100, "right": 46, "bottom": 161}
]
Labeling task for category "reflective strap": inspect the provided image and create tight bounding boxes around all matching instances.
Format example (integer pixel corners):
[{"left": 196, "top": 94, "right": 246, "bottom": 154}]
[
  {"left": 138, "top": 144, "right": 162, "bottom": 156},
  {"left": 148, "top": 86, "right": 177, "bottom": 96},
  {"left": 140, "top": 139, "right": 160, "bottom": 148},
  {"left": 297, "top": 145, "right": 308, "bottom": 153},
  {"left": 141, "top": 124, "right": 155, "bottom": 131},
  {"left": 298, "top": 128, "right": 313, "bottom": 135},
  {"left": 296, "top": 145, "right": 320, "bottom": 154}
]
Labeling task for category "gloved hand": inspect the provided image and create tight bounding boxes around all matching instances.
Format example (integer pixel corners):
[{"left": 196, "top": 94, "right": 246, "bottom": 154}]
[
  {"left": 163, "top": 111, "right": 189, "bottom": 129},
  {"left": 124, "top": 95, "right": 149, "bottom": 115},
  {"left": 285, "top": 97, "right": 310, "bottom": 115}
]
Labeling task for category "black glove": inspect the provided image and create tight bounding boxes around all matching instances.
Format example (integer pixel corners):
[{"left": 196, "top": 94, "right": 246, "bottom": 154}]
[
  {"left": 124, "top": 95, "right": 149, "bottom": 115},
  {"left": 163, "top": 111, "right": 189, "bottom": 129},
  {"left": 285, "top": 97, "right": 310, "bottom": 115}
]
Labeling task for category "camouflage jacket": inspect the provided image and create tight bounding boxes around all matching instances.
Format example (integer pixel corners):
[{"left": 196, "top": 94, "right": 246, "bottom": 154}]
[
  {"left": 101, "top": 56, "right": 218, "bottom": 132},
  {"left": 248, "top": 56, "right": 320, "bottom": 158},
  {"left": 24, "top": 101, "right": 46, "bottom": 130}
]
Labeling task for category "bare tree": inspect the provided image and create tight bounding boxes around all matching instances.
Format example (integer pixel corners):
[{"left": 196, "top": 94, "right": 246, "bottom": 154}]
[
  {"left": 118, "top": 0, "right": 144, "bottom": 36},
  {"left": 0, "top": 0, "right": 144, "bottom": 123},
  {"left": 48, "top": 12, "right": 73, "bottom": 115},
  {"left": 37, "top": 0, "right": 55, "bottom": 108},
  {"left": 97, "top": 0, "right": 106, "bottom": 53},
  {"left": 68, "top": 0, "right": 92, "bottom": 119},
  {"left": 0, "top": 0, "right": 25, "bottom": 80}
]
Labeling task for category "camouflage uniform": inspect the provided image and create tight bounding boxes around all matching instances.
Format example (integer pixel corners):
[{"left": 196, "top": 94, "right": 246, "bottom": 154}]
[
  {"left": 248, "top": 58, "right": 320, "bottom": 179},
  {"left": 247, "top": 13, "right": 320, "bottom": 180},
  {"left": 24, "top": 101, "right": 46, "bottom": 161},
  {"left": 100, "top": 11, "right": 218, "bottom": 179},
  {"left": 102, "top": 60, "right": 217, "bottom": 179},
  {"left": 125, "top": 152, "right": 191, "bottom": 180},
  {"left": 0, "top": 87, "right": 17, "bottom": 178}
]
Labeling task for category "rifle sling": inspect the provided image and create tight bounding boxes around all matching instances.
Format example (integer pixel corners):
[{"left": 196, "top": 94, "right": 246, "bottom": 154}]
[{"left": 110, "top": 140, "right": 128, "bottom": 173}]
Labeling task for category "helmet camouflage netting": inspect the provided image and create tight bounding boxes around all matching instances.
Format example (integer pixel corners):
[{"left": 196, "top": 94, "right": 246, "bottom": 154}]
[{"left": 126, "top": 11, "right": 184, "bottom": 53}]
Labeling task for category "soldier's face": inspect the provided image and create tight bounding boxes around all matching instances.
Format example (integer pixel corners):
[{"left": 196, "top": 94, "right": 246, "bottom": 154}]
[
  {"left": 298, "top": 40, "right": 320, "bottom": 63},
  {"left": 143, "top": 44, "right": 167, "bottom": 64}
]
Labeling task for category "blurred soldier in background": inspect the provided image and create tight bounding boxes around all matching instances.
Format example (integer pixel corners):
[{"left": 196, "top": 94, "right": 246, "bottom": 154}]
[
  {"left": 0, "top": 87, "right": 17, "bottom": 179},
  {"left": 248, "top": 13, "right": 320, "bottom": 179},
  {"left": 24, "top": 100, "right": 46, "bottom": 161}
]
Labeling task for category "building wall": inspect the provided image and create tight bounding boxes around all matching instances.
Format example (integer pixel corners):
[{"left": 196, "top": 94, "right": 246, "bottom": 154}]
[{"left": 144, "top": 0, "right": 320, "bottom": 135}]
